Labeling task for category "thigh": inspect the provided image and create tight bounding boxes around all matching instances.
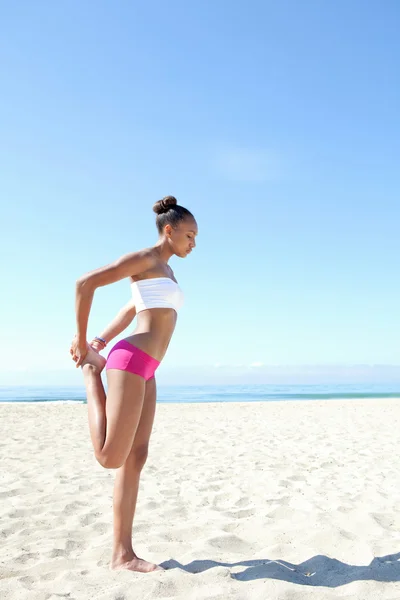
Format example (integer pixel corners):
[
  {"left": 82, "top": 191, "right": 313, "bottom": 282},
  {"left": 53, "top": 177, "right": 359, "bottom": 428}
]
[
  {"left": 132, "top": 377, "right": 157, "bottom": 450},
  {"left": 103, "top": 369, "right": 146, "bottom": 466}
]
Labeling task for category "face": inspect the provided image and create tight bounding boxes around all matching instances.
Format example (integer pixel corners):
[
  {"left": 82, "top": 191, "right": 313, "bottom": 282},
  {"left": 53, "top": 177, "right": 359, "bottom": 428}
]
[{"left": 165, "top": 218, "right": 198, "bottom": 258}]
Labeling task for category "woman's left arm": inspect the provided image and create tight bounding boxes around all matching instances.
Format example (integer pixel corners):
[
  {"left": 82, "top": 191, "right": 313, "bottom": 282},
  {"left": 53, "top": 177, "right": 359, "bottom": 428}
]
[{"left": 90, "top": 300, "right": 137, "bottom": 351}]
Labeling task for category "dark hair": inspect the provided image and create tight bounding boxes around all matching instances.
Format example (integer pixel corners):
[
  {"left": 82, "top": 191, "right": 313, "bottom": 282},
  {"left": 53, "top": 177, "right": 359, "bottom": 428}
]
[{"left": 153, "top": 195, "right": 194, "bottom": 234}]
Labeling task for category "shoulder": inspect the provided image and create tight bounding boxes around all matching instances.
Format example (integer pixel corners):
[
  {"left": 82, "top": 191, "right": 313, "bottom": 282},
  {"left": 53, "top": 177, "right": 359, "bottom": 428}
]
[
  {"left": 117, "top": 247, "right": 156, "bottom": 266},
  {"left": 121, "top": 247, "right": 160, "bottom": 279}
]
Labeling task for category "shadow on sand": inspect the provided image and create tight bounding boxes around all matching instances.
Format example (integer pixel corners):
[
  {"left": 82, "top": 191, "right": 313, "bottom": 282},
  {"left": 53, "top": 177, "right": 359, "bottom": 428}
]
[{"left": 160, "top": 551, "right": 400, "bottom": 587}]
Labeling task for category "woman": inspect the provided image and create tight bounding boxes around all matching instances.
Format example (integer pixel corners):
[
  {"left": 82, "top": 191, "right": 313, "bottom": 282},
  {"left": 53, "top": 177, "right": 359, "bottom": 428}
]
[{"left": 70, "top": 196, "right": 198, "bottom": 572}]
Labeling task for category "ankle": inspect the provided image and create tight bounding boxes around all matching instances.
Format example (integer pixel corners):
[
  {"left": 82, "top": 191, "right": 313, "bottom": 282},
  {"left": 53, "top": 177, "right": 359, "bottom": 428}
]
[{"left": 112, "top": 543, "right": 134, "bottom": 559}]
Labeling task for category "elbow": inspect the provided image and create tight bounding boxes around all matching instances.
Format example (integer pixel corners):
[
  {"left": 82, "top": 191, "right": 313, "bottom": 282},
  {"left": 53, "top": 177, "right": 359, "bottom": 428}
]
[
  {"left": 76, "top": 277, "right": 86, "bottom": 290},
  {"left": 76, "top": 275, "right": 95, "bottom": 293}
]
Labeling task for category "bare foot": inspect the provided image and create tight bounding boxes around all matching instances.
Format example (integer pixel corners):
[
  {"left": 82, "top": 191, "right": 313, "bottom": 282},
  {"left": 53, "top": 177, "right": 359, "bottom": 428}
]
[
  {"left": 81, "top": 346, "right": 107, "bottom": 373},
  {"left": 111, "top": 553, "right": 163, "bottom": 573}
]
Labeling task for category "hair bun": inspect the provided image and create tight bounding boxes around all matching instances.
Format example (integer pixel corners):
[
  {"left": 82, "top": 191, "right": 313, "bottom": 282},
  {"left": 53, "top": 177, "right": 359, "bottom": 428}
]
[{"left": 153, "top": 196, "right": 177, "bottom": 215}]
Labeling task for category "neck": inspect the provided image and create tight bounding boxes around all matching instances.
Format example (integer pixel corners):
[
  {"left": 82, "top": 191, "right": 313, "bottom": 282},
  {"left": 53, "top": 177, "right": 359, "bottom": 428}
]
[{"left": 153, "top": 239, "right": 174, "bottom": 263}]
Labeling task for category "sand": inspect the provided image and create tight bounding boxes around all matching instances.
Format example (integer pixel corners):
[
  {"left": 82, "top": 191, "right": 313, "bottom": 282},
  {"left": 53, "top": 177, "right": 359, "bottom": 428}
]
[{"left": 1, "top": 398, "right": 400, "bottom": 600}]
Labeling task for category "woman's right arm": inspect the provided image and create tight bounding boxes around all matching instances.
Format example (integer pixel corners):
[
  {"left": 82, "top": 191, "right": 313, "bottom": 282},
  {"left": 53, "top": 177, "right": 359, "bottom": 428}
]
[{"left": 72, "top": 249, "right": 153, "bottom": 366}]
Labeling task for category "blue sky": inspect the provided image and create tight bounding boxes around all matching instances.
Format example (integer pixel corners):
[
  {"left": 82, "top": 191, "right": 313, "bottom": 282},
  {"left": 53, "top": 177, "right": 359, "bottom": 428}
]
[{"left": 1, "top": 1, "right": 399, "bottom": 385}]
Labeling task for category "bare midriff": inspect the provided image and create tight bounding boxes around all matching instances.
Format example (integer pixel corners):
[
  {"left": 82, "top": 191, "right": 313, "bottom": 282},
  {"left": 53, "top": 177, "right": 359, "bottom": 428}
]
[{"left": 123, "top": 308, "right": 178, "bottom": 362}]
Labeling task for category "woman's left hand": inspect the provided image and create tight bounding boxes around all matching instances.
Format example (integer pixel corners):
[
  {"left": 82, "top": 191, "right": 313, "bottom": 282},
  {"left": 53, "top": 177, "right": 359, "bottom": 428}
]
[{"left": 89, "top": 339, "right": 104, "bottom": 353}]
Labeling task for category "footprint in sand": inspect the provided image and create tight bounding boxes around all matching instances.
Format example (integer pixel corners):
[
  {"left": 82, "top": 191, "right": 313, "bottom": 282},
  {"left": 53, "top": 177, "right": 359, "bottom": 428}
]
[
  {"left": 199, "top": 484, "right": 220, "bottom": 492},
  {"left": 371, "top": 512, "right": 399, "bottom": 530},
  {"left": 339, "top": 528, "right": 357, "bottom": 541},
  {"left": 49, "top": 548, "right": 68, "bottom": 559},
  {"left": 212, "top": 492, "right": 234, "bottom": 509},
  {"left": 235, "top": 497, "right": 249, "bottom": 508},
  {"left": 93, "top": 522, "right": 109, "bottom": 535},
  {"left": 223, "top": 508, "right": 254, "bottom": 519},
  {"left": 64, "top": 501, "right": 87, "bottom": 515},
  {"left": 15, "top": 551, "right": 40, "bottom": 564},
  {"left": 149, "top": 580, "right": 178, "bottom": 598},
  {"left": 208, "top": 534, "right": 252, "bottom": 553},
  {"left": 39, "top": 571, "right": 58, "bottom": 582},
  {"left": 0, "top": 487, "right": 29, "bottom": 499},
  {"left": 79, "top": 512, "right": 101, "bottom": 527},
  {"left": 222, "top": 522, "right": 240, "bottom": 533},
  {"left": 145, "top": 500, "right": 161, "bottom": 510},
  {"left": 65, "top": 539, "right": 81, "bottom": 553},
  {"left": 8, "top": 509, "right": 30, "bottom": 519}
]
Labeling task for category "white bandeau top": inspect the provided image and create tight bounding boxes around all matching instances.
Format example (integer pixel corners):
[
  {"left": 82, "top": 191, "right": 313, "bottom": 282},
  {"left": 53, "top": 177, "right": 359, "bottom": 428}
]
[{"left": 131, "top": 277, "right": 184, "bottom": 314}]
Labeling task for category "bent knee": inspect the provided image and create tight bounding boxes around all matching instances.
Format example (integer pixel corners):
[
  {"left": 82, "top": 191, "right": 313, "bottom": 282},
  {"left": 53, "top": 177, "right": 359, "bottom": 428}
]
[
  {"left": 95, "top": 450, "right": 125, "bottom": 470},
  {"left": 95, "top": 444, "right": 149, "bottom": 470}
]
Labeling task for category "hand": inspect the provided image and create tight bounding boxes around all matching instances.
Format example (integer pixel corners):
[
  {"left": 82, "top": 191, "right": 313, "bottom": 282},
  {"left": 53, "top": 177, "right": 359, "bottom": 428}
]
[
  {"left": 70, "top": 336, "right": 88, "bottom": 367},
  {"left": 89, "top": 339, "right": 104, "bottom": 353}
]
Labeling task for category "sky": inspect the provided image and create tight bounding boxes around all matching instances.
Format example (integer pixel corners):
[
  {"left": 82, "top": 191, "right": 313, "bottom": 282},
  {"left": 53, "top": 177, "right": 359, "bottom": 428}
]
[{"left": 1, "top": 1, "right": 399, "bottom": 385}]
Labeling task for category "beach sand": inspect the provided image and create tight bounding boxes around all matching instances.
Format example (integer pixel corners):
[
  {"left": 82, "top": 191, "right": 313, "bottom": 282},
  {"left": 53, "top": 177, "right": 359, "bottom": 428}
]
[{"left": 1, "top": 398, "right": 400, "bottom": 600}]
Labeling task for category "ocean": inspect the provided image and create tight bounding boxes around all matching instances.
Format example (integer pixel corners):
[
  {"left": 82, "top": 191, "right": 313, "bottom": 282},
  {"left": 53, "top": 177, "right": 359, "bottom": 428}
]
[{"left": 0, "top": 383, "right": 399, "bottom": 403}]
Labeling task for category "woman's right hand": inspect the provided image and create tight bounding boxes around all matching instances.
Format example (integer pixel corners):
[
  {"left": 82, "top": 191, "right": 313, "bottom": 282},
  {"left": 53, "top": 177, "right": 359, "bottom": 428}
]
[{"left": 70, "top": 336, "right": 88, "bottom": 367}]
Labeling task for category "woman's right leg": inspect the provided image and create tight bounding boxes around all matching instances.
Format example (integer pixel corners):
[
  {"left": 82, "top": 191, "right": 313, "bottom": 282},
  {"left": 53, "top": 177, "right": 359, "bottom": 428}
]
[{"left": 81, "top": 348, "right": 147, "bottom": 469}]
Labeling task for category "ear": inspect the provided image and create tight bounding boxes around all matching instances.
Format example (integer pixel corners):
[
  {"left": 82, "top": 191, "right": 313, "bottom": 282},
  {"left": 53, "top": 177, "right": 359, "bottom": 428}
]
[{"left": 164, "top": 223, "right": 173, "bottom": 237}]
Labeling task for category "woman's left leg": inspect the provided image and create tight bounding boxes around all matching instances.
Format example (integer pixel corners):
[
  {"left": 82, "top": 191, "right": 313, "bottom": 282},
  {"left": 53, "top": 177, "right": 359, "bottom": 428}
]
[{"left": 111, "top": 376, "right": 161, "bottom": 572}]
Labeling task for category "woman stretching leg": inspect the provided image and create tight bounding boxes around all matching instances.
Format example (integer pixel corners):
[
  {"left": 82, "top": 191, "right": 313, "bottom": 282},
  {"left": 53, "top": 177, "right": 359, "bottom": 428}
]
[{"left": 70, "top": 196, "right": 198, "bottom": 572}]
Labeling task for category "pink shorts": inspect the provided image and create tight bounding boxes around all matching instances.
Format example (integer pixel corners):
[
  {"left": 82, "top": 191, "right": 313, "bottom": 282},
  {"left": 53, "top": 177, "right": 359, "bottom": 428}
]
[{"left": 106, "top": 340, "right": 160, "bottom": 381}]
